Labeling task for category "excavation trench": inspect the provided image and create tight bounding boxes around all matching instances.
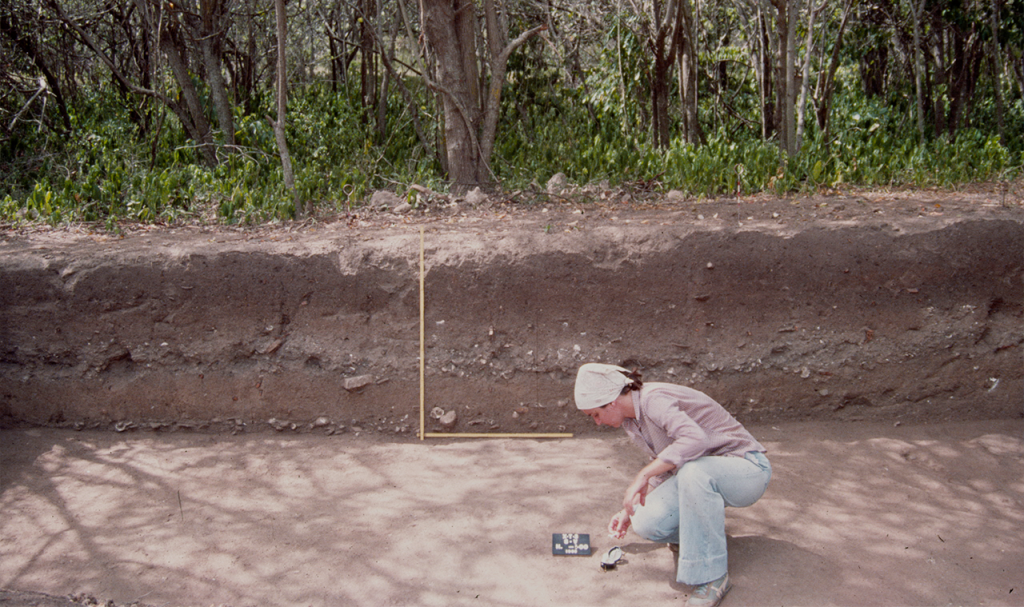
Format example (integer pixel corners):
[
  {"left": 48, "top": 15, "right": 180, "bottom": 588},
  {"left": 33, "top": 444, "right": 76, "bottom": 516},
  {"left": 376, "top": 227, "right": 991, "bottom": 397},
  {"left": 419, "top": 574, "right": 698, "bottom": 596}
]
[{"left": 1, "top": 196, "right": 1021, "bottom": 435}]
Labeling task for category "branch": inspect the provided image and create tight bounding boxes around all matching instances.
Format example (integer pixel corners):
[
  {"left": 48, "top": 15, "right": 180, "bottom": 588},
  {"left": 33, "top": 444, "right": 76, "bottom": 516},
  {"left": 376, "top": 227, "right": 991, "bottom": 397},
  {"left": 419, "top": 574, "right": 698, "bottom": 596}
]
[
  {"left": 8, "top": 78, "right": 47, "bottom": 131},
  {"left": 49, "top": 0, "right": 168, "bottom": 104},
  {"left": 498, "top": 23, "right": 548, "bottom": 66},
  {"left": 316, "top": 6, "right": 349, "bottom": 51},
  {"left": 357, "top": 5, "right": 434, "bottom": 157},
  {"left": 481, "top": 23, "right": 547, "bottom": 172}
]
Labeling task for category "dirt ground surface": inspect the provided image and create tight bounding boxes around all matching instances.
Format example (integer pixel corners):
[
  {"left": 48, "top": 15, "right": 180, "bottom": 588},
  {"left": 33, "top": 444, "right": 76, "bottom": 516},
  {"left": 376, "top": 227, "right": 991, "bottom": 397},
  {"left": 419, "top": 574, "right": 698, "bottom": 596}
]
[
  {"left": 1, "top": 185, "right": 1023, "bottom": 605},
  {"left": 1, "top": 420, "right": 1022, "bottom": 607}
]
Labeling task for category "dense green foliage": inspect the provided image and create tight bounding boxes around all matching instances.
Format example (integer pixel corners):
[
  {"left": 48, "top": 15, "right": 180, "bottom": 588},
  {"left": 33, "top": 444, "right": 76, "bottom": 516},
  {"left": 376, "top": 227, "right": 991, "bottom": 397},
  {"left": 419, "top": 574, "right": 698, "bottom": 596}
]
[{"left": 1, "top": 0, "right": 1021, "bottom": 226}]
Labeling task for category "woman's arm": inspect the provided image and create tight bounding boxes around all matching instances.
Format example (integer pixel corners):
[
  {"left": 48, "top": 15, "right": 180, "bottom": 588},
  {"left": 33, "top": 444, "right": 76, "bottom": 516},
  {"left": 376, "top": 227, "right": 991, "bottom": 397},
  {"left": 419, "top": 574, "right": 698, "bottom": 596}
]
[{"left": 623, "top": 457, "right": 676, "bottom": 515}]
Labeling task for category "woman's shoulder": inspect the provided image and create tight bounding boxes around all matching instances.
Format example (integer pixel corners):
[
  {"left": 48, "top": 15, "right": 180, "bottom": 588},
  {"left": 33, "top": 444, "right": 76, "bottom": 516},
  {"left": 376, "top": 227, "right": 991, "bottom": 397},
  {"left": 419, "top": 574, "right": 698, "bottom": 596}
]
[
  {"left": 642, "top": 382, "right": 720, "bottom": 407},
  {"left": 644, "top": 381, "right": 706, "bottom": 397}
]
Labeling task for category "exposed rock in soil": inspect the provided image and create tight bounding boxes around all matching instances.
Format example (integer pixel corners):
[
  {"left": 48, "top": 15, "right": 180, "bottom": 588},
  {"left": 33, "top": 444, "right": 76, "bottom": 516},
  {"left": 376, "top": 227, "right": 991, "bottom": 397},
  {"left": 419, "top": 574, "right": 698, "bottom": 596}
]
[{"left": 1, "top": 191, "right": 1021, "bottom": 434}]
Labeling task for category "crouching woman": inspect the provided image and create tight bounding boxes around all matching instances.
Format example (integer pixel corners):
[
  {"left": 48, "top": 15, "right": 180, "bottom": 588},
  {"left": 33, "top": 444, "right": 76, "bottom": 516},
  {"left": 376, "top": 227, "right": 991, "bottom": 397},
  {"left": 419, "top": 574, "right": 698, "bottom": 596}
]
[{"left": 575, "top": 363, "right": 772, "bottom": 607}]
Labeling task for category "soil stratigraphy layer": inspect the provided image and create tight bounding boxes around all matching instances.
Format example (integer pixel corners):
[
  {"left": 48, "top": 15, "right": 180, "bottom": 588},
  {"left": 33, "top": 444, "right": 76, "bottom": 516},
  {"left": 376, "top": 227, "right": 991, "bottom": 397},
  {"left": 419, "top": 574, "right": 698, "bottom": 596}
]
[{"left": 1, "top": 196, "right": 1021, "bottom": 435}]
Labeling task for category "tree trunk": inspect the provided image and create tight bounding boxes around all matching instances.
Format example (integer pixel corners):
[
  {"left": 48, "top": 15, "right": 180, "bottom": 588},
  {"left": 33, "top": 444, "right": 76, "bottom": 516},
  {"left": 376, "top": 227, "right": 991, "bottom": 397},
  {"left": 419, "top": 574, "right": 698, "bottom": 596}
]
[
  {"left": 271, "top": 0, "right": 298, "bottom": 214},
  {"left": 814, "top": 0, "right": 851, "bottom": 142},
  {"left": 420, "top": 0, "right": 483, "bottom": 189},
  {"left": 51, "top": 0, "right": 220, "bottom": 165},
  {"left": 360, "top": 0, "right": 377, "bottom": 119},
  {"left": 961, "top": 35, "right": 986, "bottom": 129},
  {"left": 757, "top": 6, "right": 775, "bottom": 140},
  {"left": 652, "top": 46, "right": 672, "bottom": 147},
  {"left": 321, "top": 5, "right": 352, "bottom": 90},
  {"left": 989, "top": 0, "right": 1005, "bottom": 145},
  {"left": 796, "top": 1, "right": 824, "bottom": 150},
  {"left": 948, "top": 26, "right": 966, "bottom": 134},
  {"left": 377, "top": 0, "right": 395, "bottom": 140},
  {"left": 159, "top": 22, "right": 219, "bottom": 166},
  {"left": 371, "top": 25, "right": 434, "bottom": 160},
  {"left": 617, "top": 0, "right": 630, "bottom": 132},
  {"left": 419, "top": 0, "right": 544, "bottom": 191},
  {"left": 910, "top": 0, "right": 927, "bottom": 141},
  {"left": 946, "top": 23, "right": 985, "bottom": 136},
  {"left": 771, "top": 0, "right": 796, "bottom": 156},
  {"left": 236, "top": 0, "right": 260, "bottom": 115},
  {"left": 456, "top": 0, "right": 481, "bottom": 117},
  {"left": 479, "top": 0, "right": 545, "bottom": 180},
  {"left": 679, "top": 0, "right": 701, "bottom": 145},
  {"left": 678, "top": 39, "right": 697, "bottom": 144},
  {"left": 932, "top": 23, "right": 948, "bottom": 136},
  {"left": 858, "top": 1, "right": 888, "bottom": 99},
  {"left": 649, "top": 0, "right": 686, "bottom": 148},
  {"left": 195, "top": 0, "right": 235, "bottom": 146},
  {"left": 785, "top": 0, "right": 798, "bottom": 155},
  {"left": 1009, "top": 46, "right": 1024, "bottom": 99}
]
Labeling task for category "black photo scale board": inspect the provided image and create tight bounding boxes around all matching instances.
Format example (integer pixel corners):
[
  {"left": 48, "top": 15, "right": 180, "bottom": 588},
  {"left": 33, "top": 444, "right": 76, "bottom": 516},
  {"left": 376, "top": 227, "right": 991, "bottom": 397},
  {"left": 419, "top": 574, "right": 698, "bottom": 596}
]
[{"left": 552, "top": 533, "right": 591, "bottom": 556}]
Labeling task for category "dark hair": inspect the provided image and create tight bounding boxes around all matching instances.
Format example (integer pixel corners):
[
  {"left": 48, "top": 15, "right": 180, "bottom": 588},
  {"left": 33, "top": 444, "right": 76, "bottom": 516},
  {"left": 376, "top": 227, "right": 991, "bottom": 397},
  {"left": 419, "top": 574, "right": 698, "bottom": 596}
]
[{"left": 620, "top": 368, "right": 643, "bottom": 394}]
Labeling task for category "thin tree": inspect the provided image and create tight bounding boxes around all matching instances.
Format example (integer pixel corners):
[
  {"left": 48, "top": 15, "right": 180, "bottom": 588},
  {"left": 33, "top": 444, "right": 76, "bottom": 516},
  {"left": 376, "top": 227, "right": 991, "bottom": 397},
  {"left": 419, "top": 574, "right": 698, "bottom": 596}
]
[
  {"left": 909, "top": 0, "right": 926, "bottom": 141},
  {"left": 648, "top": 0, "right": 685, "bottom": 148},
  {"left": 771, "top": 0, "right": 799, "bottom": 156},
  {"left": 813, "top": 0, "right": 853, "bottom": 143},
  {"left": 795, "top": 0, "right": 826, "bottom": 149},
  {"left": 989, "top": 0, "right": 1005, "bottom": 146},
  {"left": 678, "top": 0, "right": 702, "bottom": 145},
  {"left": 188, "top": 0, "right": 235, "bottom": 147},
  {"left": 270, "top": 0, "right": 298, "bottom": 215}
]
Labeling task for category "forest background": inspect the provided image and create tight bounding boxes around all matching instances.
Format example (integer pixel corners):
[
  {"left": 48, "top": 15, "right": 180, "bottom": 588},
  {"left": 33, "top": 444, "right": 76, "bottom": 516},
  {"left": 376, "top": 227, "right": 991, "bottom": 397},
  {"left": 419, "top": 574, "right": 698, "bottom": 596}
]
[{"left": 1, "top": 0, "right": 1022, "bottom": 226}]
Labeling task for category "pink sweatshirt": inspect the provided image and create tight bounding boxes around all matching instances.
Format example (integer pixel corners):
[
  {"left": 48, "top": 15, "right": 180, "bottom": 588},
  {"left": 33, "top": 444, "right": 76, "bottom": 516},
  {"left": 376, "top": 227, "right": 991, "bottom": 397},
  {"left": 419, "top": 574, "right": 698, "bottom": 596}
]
[{"left": 621, "top": 382, "right": 765, "bottom": 482}]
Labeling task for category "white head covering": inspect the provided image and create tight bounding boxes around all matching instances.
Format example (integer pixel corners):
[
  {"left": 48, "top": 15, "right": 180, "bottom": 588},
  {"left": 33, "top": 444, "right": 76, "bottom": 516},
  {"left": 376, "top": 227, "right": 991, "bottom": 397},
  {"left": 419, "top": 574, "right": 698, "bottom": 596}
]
[{"left": 574, "top": 363, "right": 633, "bottom": 410}]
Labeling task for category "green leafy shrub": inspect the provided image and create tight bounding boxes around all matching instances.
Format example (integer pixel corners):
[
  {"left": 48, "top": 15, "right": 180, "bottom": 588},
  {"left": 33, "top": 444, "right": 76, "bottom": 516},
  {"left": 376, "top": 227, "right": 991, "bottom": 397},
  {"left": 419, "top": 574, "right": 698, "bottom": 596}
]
[{"left": 2, "top": 46, "right": 1019, "bottom": 228}]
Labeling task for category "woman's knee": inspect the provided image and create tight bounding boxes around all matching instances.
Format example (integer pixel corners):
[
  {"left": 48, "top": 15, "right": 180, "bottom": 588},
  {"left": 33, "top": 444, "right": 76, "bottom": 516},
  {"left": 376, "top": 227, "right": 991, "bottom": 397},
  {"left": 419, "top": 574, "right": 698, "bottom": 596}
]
[
  {"left": 630, "top": 502, "right": 678, "bottom": 542},
  {"left": 631, "top": 514, "right": 672, "bottom": 542}
]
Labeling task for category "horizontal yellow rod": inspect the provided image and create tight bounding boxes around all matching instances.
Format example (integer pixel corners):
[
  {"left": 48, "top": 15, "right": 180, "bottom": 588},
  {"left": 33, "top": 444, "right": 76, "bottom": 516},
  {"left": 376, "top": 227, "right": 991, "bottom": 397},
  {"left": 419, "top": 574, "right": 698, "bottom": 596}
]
[{"left": 422, "top": 432, "right": 574, "bottom": 439}]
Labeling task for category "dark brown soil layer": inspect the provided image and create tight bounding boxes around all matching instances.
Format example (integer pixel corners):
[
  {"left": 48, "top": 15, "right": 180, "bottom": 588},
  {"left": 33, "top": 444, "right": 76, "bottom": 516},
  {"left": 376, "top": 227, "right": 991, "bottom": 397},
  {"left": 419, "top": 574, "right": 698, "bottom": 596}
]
[{"left": 1, "top": 190, "right": 1022, "bottom": 435}]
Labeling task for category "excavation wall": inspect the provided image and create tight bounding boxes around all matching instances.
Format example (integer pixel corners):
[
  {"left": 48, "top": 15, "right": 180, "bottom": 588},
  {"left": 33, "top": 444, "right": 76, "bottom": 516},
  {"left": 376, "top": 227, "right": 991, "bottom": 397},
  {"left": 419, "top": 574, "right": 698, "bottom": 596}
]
[{"left": 1, "top": 206, "right": 1021, "bottom": 435}]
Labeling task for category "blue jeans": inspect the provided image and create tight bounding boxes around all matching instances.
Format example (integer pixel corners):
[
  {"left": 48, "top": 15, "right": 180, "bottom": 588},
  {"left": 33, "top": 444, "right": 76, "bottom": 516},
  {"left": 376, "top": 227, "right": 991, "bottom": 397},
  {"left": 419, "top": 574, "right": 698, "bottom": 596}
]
[{"left": 629, "top": 451, "right": 772, "bottom": 585}]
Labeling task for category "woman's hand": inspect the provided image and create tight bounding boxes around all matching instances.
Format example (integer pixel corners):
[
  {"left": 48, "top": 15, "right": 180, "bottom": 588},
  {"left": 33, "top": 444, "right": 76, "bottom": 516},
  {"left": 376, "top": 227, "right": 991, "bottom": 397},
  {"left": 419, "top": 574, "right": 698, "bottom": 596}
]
[{"left": 608, "top": 509, "right": 631, "bottom": 540}]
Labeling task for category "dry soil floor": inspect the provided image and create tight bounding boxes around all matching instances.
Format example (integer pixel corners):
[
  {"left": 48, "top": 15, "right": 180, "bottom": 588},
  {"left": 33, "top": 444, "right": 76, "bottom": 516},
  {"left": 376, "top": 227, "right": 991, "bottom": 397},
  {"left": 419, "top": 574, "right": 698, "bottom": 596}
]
[{"left": 2, "top": 419, "right": 1022, "bottom": 607}]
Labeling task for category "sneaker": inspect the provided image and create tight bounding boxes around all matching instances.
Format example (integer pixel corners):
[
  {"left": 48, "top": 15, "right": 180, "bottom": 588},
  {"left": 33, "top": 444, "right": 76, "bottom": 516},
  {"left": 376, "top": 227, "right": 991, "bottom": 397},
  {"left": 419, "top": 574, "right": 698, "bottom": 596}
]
[{"left": 686, "top": 573, "right": 732, "bottom": 607}]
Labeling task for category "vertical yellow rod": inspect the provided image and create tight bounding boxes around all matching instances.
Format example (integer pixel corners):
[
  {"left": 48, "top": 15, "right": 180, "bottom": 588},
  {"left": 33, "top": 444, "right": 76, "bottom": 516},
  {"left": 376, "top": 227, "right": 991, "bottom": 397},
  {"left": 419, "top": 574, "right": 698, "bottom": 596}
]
[{"left": 419, "top": 226, "right": 425, "bottom": 440}]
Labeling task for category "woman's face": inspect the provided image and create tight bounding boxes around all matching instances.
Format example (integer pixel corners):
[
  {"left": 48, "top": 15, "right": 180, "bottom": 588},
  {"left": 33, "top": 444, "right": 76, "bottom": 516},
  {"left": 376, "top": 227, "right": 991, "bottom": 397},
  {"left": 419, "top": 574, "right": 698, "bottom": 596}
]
[{"left": 583, "top": 402, "right": 625, "bottom": 428}]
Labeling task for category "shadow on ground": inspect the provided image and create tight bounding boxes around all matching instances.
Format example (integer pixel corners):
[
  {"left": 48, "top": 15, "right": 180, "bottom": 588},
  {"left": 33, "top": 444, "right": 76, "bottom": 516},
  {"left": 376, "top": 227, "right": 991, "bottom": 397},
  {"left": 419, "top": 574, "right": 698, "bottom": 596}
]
[{"left": 2, "top": 420, "right": 1022, "bottom": 606}]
